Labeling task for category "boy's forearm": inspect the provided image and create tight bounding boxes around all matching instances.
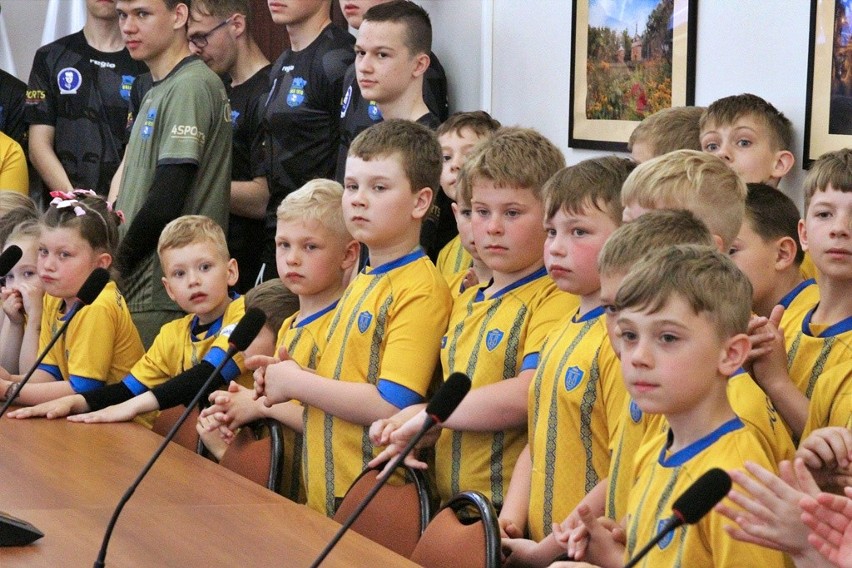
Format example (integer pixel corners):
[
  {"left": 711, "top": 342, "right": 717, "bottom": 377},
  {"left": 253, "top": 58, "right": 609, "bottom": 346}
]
[
  {"left": 264, "top": 400, "right": 305, "bottom": 433},
  {"left": 500, "top": 444, "right": 532, "bottom": 534},
  {"left": 762, "top": 377, "right": 809, "bottom": 439},
  {"left": 442, "top": 369, "right": 533, "bottom": 431},
  {"left": 15, "top": 380, "right": 76, "bottom": 406}
]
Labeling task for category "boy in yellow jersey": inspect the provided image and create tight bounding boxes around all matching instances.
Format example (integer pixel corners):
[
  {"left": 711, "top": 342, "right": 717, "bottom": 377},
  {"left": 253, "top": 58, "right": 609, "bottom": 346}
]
[
  {"left": 435, "top": 111, "right": 501, "bottom": 280},
  {"left": 444, "top": 187, "right": 491, "bottom": 298},
  {"left": 749, "top": 148, "right": 852, "bottom": 440},
  {"left": 498, "top": 156, "right": 634, "bottom": 566},
  {"left": 369, "top": 127, "right": 575, "bottom": 513},
  {"left": 576, "top": 245, "right": 786, "bottom": 568},
  {"left": 198, "top": 180, "right": 359, "bottom": 502},
  {"left": 257, "top": 120, "right": 451, "bottom": 516},
  {"left": 8, "top": 216, "right": 271, "bottom": 427}
]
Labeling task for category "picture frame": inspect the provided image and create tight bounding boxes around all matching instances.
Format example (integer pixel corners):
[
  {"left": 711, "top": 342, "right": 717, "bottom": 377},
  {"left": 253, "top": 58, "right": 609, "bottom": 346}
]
[
  {"left": 803, "top": 0, "right": 852, "bottom": 168},
  {"left": 569, "top": 0, "right": 698, "bottom": 152}
]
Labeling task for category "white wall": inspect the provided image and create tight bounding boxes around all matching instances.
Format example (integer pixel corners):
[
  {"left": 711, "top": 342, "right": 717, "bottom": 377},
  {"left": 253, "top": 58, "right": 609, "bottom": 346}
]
[{"left": 3, "top": 0, "right": 815, "bottom": 203}]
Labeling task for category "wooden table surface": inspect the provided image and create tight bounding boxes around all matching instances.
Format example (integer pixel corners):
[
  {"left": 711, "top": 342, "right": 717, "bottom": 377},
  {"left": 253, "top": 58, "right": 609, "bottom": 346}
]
[{"left": 0, "top": 416, "right": 420, "bottom": 567}]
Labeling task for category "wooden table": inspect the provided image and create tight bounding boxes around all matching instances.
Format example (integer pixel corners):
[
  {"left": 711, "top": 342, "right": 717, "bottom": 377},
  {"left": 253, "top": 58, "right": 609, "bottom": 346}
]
[{"left": 0, "top": 417, "right": 420, "bottom": 567}]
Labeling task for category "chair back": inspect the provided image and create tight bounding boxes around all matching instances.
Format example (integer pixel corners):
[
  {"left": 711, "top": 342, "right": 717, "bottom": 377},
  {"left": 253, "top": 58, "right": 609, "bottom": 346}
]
[
  {"left": 219, "top": 418, "right": 284, "bottom": 493},
  {"left": 151, "top": 404, "right": 202, "bottom": 453},
  {"left": 332, "top": 464, "right": 431, "bottom": 558},
  {"left": 409, "top": 491, "right": 500, "bottom": 568}
]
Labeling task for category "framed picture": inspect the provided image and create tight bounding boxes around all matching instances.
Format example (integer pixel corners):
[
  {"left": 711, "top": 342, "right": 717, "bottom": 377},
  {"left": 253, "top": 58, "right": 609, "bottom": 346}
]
[
  {"left": 569, "top": 0, "right": 698, "bottom": 152},
  {"left": 804, "top": 0, "right": 852, "bottom": 168}
]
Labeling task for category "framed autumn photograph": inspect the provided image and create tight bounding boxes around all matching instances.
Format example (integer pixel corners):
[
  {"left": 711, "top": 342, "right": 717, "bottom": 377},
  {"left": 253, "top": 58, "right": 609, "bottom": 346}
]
[
  {"left": 803, "top": 0, "right": 852, "bottom": 167},
  {"left": 569, "top": 0, "right": 698, "bottom": 151}
]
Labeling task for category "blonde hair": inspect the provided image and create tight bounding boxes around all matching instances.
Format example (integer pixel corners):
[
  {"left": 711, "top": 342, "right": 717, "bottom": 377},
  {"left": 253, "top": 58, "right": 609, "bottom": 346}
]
[
  {"left": 6, "top": 218, "right": 40, "bottom": 244},
  {"left": 598, "top": 209, "right": 714, "bottom": 277},
  {"left": 245, "top": 278, "right": 299, "bottom": 336},
  {"left": 0, "top": 192, "right": 37, "bottom": 217},
  {"left": 628, "top": 106, "right": 705, "bottom": 156},
  {"left": 621, "top": 150, "right": 746, "bottom": 248},
  {"left": 276, "top": 179, "right": 351, "bottom": 240},
  {"left": 803, "top": 148, "right": 852, "bottom": 212},
  {"left": 615, "top": 244, "right": 752, "bottom": 339},
  {"left": 458, "top": 127, "right": 565, "bottom": 204},
  {"left": 543, "top": 156, "right": 635, "bottom": 224},
  {"left": 157, "top": 215, "right": 230, "bottom": 261}
]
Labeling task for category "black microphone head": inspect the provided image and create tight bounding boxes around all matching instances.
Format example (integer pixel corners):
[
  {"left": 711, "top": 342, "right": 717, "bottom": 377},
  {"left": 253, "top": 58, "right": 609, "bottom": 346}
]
[
  {"left": 228, "top": 308, "right": 267, "bottom": 351},
  {"left": 77, "top": 267, "right": 111, "bottom": 305},
  {"left": 0, "top": 244, "right": 23, "bottom": 275},
  {"left": 425, "top": 372, "right": 471, "bottom": 423},
  {"left": 672, "top": 468, "right": 732, "bottom": 525}
]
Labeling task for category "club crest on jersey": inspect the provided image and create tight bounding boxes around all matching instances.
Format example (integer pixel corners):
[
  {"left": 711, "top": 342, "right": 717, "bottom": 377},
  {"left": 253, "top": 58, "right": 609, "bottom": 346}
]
[
  {"left": 441, "top": 336, "right": 447, "bottom": 349},
  {"left": 141, "top": 108, "right": 157, "bottom": 140},
  {"left": 564, "top": 366, "right": 584, "bottom": 391},
  {"left": 57, "top": 67, "right": 82, "bottom": 94},
  {"left": 340, "top": 85, "right": 352, "bottom": 118},
  {"left": 629, "top": 399, "right": 643, "bottom": 423},
  {"left": 656, "top": 520, "right": 675, "bottom": 549},
  {"left": 120, "top": 75, "right": 134, "bottom": 101},
  {"left": 357, "top": 311, "right": 373, "bottom": 333},
  {"left": 367, "top": 101, "right": 382, "bottom": 121},
  {"left": 485, "top": 329, "right": 504, "bottom": 351},
  {"left": 287, "top": 77, "right": 307, "bottom": 107},
  {"left": 220, "top": 323, "right": 236, "bottom": 338}
]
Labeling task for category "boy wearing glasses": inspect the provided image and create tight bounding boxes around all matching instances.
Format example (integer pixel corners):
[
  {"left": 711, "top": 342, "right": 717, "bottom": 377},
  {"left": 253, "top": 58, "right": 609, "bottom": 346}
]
[{"left": 187, "top": 0, "right": 271, "bottom": 292}]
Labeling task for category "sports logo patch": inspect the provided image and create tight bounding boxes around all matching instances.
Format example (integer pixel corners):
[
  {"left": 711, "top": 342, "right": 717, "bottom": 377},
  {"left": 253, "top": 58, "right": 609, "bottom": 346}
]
[
  {"left": 357, "top": 311, "right": 373, "bottom": 333},
  {"left": 230, "top": 109, "right": 240, "bottom": 128},
  {"left": 441, "top": 336, "right": 447, "bottom": 349},
  {"left": 340, "top": 85, "right": 352, "bottom": 118},
  {"left": 485, "top": 329, "right": 504, "bottom": 351},
  {"left": 287, "top": 77, "right": 307, "bottom": 107},
  {"left": 656, "top": 519, "right": 675, "bottom": 549},
  {"left": 367, "top": 101, "right": 382, "bottom": 121},
  {"left": 629, "top": 399, "right": 642, "bottom": 423},
  {"left": 120, "top": 75, "right": 134, "bottom": 101},
  {"left": 220, "top": 323, "right": 236, "bottom": 338},
  {"left": 141, "top": 108, "right": 157, "bottom": 140},
  {"left": 57, "top": 67, "right": 82, "bottom": 94},
  {"left": 564, "top": 366, "right": 584, "bottom": 391}
]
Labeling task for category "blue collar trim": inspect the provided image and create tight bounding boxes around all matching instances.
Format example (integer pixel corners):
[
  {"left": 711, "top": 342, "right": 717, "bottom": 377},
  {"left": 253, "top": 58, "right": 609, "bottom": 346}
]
[
  {"left": 295, "top": 300, "right": 339, "bottom": 328},
  {"left": 778, "top": 279, "right": 816, "bottom": 309},
  {"left": 802, "top": 305, "right": 852, "bottom": 337},
  {"left": 474, "top": 266, "right": 548, "bottom": 302},
  {"left": 658, "top": 417, "right": 744, "bottom": 467},
  {"left": 364, "top": 248, "right": 425, "bottom": 276},
  {"left": 573, "top": 305, "right": 606, "bottom": 323}
]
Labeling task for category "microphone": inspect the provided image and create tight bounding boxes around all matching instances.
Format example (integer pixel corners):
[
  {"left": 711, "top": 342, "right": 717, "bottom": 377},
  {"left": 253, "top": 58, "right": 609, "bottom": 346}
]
[
  {"left": 0, "top": 245, "right": 23, "bottom": 276},
  {"left": 623, "top": 468, "right": 731, "bottom": 568},
  {"left": 0, "top": 267, "right": 110, "bottom": 418},
  {"left": 310, "top": 372, "right": 472, "bottom": 568},
  {"left": 93, "top": 308, "right": 266, "bottom": 568}
]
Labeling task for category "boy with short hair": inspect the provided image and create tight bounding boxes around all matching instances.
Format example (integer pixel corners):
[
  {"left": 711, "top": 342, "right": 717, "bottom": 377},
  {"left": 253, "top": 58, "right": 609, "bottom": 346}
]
[
  {"left": 8, "top": 216, "right": 266, "bottom": 426},
  {"left": 699, "top": 93, "right": 795, "bottom": 187},
  {"left": 730, "top": 183, "right": 818, "bottom": 318},
  {"left": 435, "top": 111, "right": 501, "bottom": 281},
  {"left": 443, "top": 189, "right": 490, "bottom": 298},
  {"left": 258, "top": 120, "right": 451, "bottom": 516},
  {"left": 198, "top": 179, "right": 359, "bottom": 502},
  {"left": 578, "top": 245, "right": 786, "bottom": 568},
  {"left": 627, "top": 106, "right": 705, "bottom": 164},
  {"left": 620, "top": 149, "right": 747, "bottom": 252}
]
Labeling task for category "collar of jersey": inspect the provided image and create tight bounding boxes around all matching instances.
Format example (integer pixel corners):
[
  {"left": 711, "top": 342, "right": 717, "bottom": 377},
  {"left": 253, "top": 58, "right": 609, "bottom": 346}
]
[
  {"left": 573, "top": 305, "right": 606, "bottom": 324},
  {"left": 363, "top": 248, "right": 425, "bottom": 276},
  {"left": 293, "top": 300, "right": 339, "bottom": 328},
  {"left": 474, "top": 266, "right": 548, "bottom": 302},
  {"left": 802, "top": 304, "right": 852, "bottom": 337},
  {"left": 153, "top": 54, "right": 198, "bottom": 86},
  {"left": 189, "top": 291, "right": 239, "bottom": 339},
  {"left": 658, "top": 416, "right": 744, "bottom": 467},
  {"left": 778, "top": 278, "right": 816, "bottom": 309}
]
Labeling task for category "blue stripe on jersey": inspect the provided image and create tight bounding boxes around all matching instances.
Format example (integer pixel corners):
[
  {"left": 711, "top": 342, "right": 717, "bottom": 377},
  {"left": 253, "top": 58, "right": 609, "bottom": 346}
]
[
  {"left": 69, "top": 375, "right": 103, "bottom": 393},
  {"left": 377, "top": 379, "right": 425, "bottom": 409},
  {"left": 778, "top": 279, "right": 815, "bottom": 309},
  {"left": 658, "top": 417, "right": 744, "bottom": 467},
  {"left": 294, "top": 300, "right": 339, "bottom": 328},
  {"left": 122, "top": 375, "right": 149, "bottom": 396},
  {"left": 202, "top": 346, "right": 241, "bottom": 382},
  {"left": 573, "top": 305, "right": 606, "bottom": 323},
  {"left": 474, "top": 266, "right": 548, "bottom": 302},
  {"left": 38, "top": 364, "right": 63, "bottom": 381},
  {"left": 802, "top": 308, "right": 852, "bottom": 337},
  {"left": 366, "top": 248, "right": 425, "bottom": 276},
  {"left": 521, "top": 352, "right": 540, "bottom": 371}
]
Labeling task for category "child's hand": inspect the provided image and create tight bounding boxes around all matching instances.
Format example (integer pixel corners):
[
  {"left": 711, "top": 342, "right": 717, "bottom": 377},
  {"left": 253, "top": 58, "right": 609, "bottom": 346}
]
[
  {"left": 572, "top": 505, "right": 625, "bottom": 568},
  {"left": 1, "top": 287, "right": 23, "bottom": 323},
  {"left": 196, "top": 411, "right": 230, "bottom": 461},
  {"left": 202, "top": 382, "right": 263, "bottom": 434},
  {"left": 553, "top": 507, "right": 592, "bottom": 560},
  {"left": 68, "top": 401, "right": 137, "bottom": 424},
  {"left": 460, "top": 267, "right": 479, "bottom": 293},
  {"left": 18, "top": 282, "right": 43, "bottom": 318},
  {"left": 796, "top": 427, "right": 852, "bottom": 492},
  {"left": 748, "top": 306, "right": 789, "bottom": 390},
  {"left": 7, "top": 394, "right": 88, "bottom": 419},
  {"left": 500, "top": 537, "right": 550, "bottom": 568},
  {"left": 799, "top": 487, "right": 852, "bottom": 568},
  {"left": 368, "top": 404, "right": 423, "bottom": 447}
]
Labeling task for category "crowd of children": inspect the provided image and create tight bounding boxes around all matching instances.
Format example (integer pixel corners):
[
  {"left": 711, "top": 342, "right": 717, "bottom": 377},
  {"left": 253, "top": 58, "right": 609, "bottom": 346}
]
[{"left": 0, "top": 1, "right": 851, "bottom": 567}]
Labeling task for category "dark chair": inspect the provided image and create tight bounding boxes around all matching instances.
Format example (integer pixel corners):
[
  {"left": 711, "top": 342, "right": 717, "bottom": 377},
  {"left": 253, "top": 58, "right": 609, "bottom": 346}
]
[
  {"left": 151, "top": 404, "right": 203, "bottom": 454},
  {"left": 332, "top": 463, "right": 432, "bottom": 558},
  {"left": 409, "top": 491, "right": 500, "bottom": 568},
  {"left": 218, "top": 418, "right": 284, "bottom": 493}
]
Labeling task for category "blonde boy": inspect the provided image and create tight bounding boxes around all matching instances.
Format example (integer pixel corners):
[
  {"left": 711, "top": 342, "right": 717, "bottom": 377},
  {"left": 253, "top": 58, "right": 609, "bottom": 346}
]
[
  {"left": 258, "top": 120, "right": 451, "bottom": 516},
  {"left": 699, "top": 93, "right": 795, "bottom": 187},
  {"left": 9, "top": 216, "right": 264, "bottom": 426},
  {"left": 627, "top": 106, "right": 705, "bottom": 164},
  {"left": 199, "top": 180, "right": 359, "bottom": 502},
  {"left": 578, "top": 245, "right": 786, "bottom": 568},
  {"left": 620, "top": 149, "right": 747, "bottom": 251},
  {"left": 749, "top": 148, "right": 852, "bottom": 440}
]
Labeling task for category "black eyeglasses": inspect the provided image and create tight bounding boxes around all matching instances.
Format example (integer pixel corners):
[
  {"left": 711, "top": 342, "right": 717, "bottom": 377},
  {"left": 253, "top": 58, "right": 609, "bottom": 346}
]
[{"left": 188, "top": 18, "right": 231, "bottom": 49}]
